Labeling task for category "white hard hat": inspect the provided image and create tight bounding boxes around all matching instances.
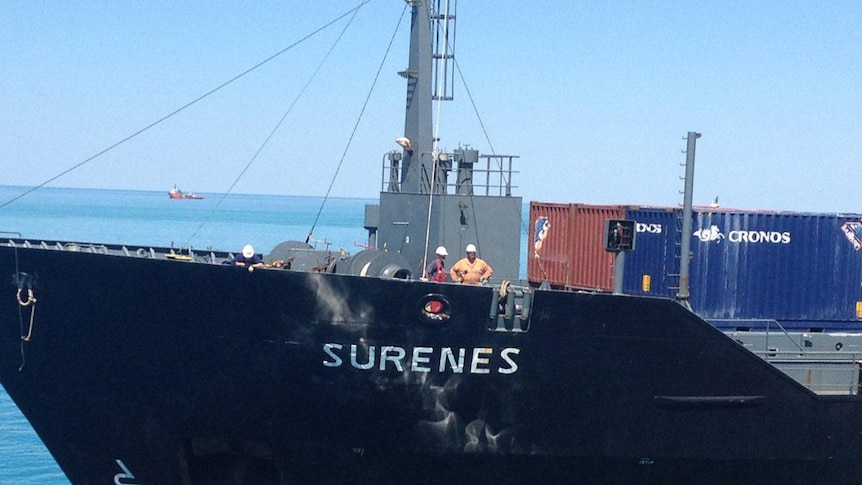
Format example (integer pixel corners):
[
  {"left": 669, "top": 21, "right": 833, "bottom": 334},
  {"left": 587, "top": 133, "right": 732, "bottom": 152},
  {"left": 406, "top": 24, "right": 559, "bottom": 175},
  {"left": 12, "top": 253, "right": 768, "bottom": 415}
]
[
  {"left": 242, "top": 244, "right": 255, "bottom": 258},
  {"left": 435, "top": 246, "right": 448, "bottom": 256},
  {"left": 465, "top": 244, "right": 477, "bottom": 253}
]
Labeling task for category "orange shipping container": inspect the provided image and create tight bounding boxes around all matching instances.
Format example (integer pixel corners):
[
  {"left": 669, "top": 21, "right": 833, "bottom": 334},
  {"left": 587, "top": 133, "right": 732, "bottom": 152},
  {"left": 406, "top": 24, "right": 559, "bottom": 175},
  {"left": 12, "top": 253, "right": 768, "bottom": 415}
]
[{"left": 528, "top": 202, "right": 625, "bottom": 290}]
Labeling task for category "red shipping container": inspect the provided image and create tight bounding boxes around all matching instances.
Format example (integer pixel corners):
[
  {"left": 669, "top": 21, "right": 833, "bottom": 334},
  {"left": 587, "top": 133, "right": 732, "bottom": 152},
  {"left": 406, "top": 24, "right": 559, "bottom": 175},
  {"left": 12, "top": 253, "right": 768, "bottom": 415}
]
[{"left": 528, "top": 202, "right": 624, "bottom": 290}]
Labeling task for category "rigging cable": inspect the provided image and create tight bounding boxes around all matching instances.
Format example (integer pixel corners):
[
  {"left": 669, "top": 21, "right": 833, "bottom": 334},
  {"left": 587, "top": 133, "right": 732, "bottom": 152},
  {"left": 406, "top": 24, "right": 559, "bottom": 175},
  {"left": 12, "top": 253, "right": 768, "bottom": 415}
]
[
  {"left": 0, "top": 1, "right": 372, "bottom": 211},
  {"left": 421, "top": 0, "right": 452, "bottom": 275},
  {"left": 453, "top": 57, "right": 540, "bottom": 281},
  {"left": 185, "top": 2, "right": 368, "bottom": 247},
  {"left": 306, "top": 2, "right": 410, "bottom": 244}
]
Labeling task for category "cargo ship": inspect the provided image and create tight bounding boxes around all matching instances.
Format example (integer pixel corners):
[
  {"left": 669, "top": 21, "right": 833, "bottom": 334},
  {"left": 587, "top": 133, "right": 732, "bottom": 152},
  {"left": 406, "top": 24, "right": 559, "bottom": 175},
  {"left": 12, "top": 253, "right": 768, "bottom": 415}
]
[{"left": 3, "top": 2, "right": 862, "bottom": 484}]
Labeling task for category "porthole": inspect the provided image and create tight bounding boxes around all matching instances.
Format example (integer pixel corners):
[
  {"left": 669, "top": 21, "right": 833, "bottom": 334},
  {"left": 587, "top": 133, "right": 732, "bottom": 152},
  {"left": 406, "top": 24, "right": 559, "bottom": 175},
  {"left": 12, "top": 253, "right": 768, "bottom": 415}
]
[{"left": 418, "top": 293, "right": 451, "bottom": 323}]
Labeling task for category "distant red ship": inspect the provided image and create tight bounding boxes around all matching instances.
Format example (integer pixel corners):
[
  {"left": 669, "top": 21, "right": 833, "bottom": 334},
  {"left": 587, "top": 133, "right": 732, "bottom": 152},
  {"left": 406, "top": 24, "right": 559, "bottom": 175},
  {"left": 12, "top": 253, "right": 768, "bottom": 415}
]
[{"left": 168, "top": 185, "right": 204, "bottom": 200}]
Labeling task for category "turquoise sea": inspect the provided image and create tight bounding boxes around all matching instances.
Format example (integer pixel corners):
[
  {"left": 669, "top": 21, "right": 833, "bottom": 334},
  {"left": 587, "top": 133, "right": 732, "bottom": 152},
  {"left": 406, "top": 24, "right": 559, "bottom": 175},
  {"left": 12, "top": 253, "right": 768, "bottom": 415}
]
[{"left": 0, "top": 185, "right": 529, "bottom": 484}]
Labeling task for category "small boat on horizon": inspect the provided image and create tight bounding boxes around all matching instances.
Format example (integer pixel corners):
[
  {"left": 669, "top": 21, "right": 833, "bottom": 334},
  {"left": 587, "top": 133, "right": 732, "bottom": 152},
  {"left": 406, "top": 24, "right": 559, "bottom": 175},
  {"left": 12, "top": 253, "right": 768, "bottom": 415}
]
[{"left": 168, "top": 185, "right": 204, "bottom": 200}]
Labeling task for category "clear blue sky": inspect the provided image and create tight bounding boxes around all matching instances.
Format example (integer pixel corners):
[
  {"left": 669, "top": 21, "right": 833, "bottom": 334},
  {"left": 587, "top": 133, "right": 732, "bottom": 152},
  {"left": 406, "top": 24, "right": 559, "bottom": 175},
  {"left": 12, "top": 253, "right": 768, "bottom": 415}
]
[{"left": 3, "top": 1, "right": 860, "bottom": 213}]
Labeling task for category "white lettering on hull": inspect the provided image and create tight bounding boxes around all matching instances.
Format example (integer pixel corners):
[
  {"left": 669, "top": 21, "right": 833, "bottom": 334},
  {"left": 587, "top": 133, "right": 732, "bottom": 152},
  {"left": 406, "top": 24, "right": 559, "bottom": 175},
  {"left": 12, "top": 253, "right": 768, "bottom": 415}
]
[
  {"left": 323, "top": 344, "right": 520, "bottom": 375},
  {"left": 114, "top": 459, "right": 140, "bottom": 485}
]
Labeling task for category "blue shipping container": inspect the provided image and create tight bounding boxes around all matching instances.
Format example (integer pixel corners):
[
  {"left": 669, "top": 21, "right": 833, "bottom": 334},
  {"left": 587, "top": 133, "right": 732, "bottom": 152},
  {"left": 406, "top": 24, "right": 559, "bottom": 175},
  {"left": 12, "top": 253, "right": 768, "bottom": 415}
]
[{"left": 623, "top": 207, "right": 862, "bottom": 331}]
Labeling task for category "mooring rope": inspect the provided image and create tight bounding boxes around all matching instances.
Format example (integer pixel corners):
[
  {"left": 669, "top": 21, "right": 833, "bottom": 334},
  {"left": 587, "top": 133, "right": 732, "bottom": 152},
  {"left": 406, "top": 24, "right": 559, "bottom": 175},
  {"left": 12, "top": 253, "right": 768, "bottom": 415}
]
[
  {"left": 17, "top": 288, "right": 37, "bottom": 342},
  {"left": 8, "top": 241, "right": 35, "bottom": 371}
]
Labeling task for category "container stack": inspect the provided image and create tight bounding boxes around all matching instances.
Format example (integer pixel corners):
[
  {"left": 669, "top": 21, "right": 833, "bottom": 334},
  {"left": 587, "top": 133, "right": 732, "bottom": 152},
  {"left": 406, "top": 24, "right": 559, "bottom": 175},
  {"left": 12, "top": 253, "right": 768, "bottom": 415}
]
[{"left": 528, "top": 202, "right": 862, "bottom": 331}]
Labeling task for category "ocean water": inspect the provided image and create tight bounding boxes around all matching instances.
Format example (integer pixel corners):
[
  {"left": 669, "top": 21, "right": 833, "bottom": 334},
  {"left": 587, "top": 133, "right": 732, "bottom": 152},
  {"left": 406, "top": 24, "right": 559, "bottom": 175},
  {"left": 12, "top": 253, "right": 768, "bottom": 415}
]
[
  {"left": 0, "top": 185, "right": 529, "bottom": 484},
  {"left": 0, "top": 185, "right": 372, "bottom": 254}
]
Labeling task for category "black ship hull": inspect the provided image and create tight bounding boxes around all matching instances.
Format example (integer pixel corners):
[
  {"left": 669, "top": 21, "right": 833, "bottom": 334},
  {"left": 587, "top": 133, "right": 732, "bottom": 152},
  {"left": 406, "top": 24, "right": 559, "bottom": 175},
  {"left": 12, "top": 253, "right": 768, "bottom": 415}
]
[{"left": 3, "top": 245, "right": 862, "bottom": 484}]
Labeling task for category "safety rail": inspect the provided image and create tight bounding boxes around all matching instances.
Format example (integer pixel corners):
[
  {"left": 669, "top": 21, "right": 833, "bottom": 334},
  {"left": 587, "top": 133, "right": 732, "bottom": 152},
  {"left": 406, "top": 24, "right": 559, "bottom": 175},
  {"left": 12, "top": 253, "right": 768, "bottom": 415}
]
[
  {"left": 711, "top": 318, "right": 806, "bottom": 349},
  {"left": 4, "top": 238, "right": 232, "bottom": 265},
  {"left": 719, "top": 320, "right": 862, "bottom": 395},
  {"left": 750, "top": 350, "right": 862, "bottom": 395},
  {"left": 382, "top": 153, "right": 519, "bottom": 196}
]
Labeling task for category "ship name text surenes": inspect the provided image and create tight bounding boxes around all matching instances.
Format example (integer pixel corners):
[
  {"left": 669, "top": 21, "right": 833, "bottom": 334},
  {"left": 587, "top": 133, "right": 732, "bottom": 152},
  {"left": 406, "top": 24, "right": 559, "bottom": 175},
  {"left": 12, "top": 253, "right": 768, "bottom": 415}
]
[{"left": 322, "top": 344, "right": 520, "bottom": 375}]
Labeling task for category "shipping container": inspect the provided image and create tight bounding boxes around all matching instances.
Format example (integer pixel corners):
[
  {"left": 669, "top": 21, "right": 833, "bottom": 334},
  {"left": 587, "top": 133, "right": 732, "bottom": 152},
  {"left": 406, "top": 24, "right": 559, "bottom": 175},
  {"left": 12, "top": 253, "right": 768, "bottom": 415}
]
[
  {"left": 622, "top": 206, "right": 679, "bottom": 297},
  {"left": 528, "top": 202, "right": 624, "bottom": 290},
  {"left": 529, "top": 202, "right": 862, "bottom": 331}
]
